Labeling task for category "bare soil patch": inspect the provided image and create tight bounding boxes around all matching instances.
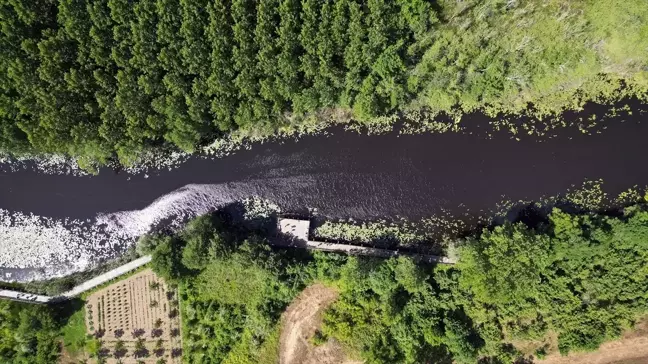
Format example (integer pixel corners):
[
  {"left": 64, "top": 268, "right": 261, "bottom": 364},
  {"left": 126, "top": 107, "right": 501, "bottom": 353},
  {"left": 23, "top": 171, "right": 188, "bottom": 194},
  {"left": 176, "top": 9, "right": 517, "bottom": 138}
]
[
  {"left": 279, "top": 284, "right": 361, "bottom": 364},
  {"left": 59, "top": 341, "right": 89, "bottom": 364},
  {"left": 537, "top": 320, "right": 648, "bottom": 364},
  {"left": 85, "top": 269, "right": 182, "bottom": 363}
]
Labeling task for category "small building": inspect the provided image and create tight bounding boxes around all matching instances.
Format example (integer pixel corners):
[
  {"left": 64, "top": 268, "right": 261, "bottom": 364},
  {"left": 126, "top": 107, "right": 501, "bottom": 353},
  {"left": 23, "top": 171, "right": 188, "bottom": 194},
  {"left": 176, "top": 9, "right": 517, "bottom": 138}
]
[{"left": 278, "top": 218, "right": 310, "bottom": 242}]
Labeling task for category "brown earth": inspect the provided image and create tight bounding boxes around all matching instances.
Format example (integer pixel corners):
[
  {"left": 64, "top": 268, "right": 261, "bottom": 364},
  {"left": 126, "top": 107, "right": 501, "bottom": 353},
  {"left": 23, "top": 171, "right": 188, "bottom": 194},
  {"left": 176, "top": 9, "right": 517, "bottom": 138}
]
[
  {"left": 59, "top": 342, "right": 89, "bottom": 364},
  {"left": 536, "top": 320, "right": 648, "bottom": 364},
  {"left": 279, "top": 284, "right": 362, "bottom": 364},
  {"left": 84, "top": 269, "right": 182, "bottom": 364}
]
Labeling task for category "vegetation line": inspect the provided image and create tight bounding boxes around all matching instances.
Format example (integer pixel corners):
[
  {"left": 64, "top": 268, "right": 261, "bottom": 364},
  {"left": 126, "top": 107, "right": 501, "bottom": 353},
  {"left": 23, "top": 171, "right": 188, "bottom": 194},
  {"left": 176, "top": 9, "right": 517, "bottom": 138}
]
[
  {"left": 0, "top": 222, "right": 454, "bottom": 304},
  {"left": 0, "top": 0, "right": 646, "bottom": 168},
  {"left": 0, "top": 255, "right": 152, "bottom": 303},
  {"left": 4, "top": 201, "right": 648, "bottom": 362}
]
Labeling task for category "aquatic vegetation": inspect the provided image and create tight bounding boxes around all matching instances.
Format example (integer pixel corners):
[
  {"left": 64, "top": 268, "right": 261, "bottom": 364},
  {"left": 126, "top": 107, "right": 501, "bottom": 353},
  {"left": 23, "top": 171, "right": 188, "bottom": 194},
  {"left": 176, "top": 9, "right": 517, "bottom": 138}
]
[
  {"left": 564, "top": 179, "right": 607, "bottom": 210},
  {"left": 314, "top": 219, "right": 427, "bottom": 246},
  {"left": 0, "top": 0, "right": 646, "bottom": 169}
]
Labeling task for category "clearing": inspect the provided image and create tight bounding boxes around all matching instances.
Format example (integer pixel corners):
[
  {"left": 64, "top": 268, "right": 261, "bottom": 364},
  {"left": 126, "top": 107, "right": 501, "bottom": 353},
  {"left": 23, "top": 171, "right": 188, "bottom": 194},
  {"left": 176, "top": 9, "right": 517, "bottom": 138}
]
[
  {"left": 536, "top": 319, "right": 648, "bottom": 364},
  {"left": 279, "top": 283, "right": 362, "bottom": 364},
  {"left": 83, "top": 268, "right": 182, "bottom": 363}
]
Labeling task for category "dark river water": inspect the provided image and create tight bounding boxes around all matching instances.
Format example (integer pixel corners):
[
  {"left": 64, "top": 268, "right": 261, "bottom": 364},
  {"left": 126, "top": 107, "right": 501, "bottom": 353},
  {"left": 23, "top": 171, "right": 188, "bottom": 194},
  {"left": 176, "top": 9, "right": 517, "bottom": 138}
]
[
  {"left": 0, "top": 105, "right": 647, "bottom": 281},
  {"left": 2, "top": 119, "right": 647, "bottom": 221}
]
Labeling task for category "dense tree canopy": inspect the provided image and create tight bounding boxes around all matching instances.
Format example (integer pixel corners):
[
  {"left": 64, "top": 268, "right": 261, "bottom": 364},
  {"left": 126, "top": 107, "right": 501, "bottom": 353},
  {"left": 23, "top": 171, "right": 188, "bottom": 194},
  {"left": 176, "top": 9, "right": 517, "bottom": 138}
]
[
  {"left": 0, "top": 300, "right": 61, "bottom": 363},
  {"left": 141, "top": 204, "right": 648, "bottom": 363},
  {"left": 0, "top": 0, "right": 432, "bottom": 163},
  {"left": 457, "top": 207, "right": 648, "bottom": 356},
  {"left": 0, "top": 0, "right": 646, "bottom": 165}
]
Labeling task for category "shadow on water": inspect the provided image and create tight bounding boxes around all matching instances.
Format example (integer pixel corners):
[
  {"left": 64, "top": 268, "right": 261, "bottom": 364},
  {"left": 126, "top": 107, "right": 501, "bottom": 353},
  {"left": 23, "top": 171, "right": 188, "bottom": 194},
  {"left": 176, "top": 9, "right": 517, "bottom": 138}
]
[
  {"left": 0, "top": 101, "right": 648, "bottom": 280},
  {"left": 1, "top": 106, "right": 647, "bottom": 223}
]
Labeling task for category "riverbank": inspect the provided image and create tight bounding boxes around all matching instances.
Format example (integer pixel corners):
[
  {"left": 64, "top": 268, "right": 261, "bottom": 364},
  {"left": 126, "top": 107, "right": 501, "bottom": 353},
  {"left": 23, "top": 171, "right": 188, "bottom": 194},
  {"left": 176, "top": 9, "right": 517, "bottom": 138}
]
[
  {"left": 5, "top": 198, "right": 648, "bottom": 363},
  {"left": 2, "top": 98, "right": 645, "bottom": 176},
  {"left": 1, "top": 0, "right": 646, "bottom": 169},
  {"left": 2, "top": 115, "right": 648, "bottom": 281}
]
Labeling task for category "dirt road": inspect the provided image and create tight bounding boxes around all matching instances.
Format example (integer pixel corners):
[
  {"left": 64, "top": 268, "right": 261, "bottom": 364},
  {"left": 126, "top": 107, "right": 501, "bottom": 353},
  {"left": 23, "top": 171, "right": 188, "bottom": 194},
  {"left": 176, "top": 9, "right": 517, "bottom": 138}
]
[
  {"left": 279, "top": 284, "right": 361, "bottom": 364},
  {"left": 538, "top": 321, "right": 648, "bottom": 364}
]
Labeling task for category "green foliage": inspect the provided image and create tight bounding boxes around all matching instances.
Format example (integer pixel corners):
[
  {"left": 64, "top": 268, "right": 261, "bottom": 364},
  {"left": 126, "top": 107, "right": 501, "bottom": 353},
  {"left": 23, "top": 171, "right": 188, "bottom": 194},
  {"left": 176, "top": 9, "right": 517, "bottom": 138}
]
[
  {"left": 458, "top": 223, "right": 552, "bottom": 308},
  {"left": 322, "top": 257, "right": 456, "bottom": 363},
  {"left": 0, "top": 0, "right": 431, "bottom": 164},
  {"left": 143, "top": 202, "right": 648, "bottom": 362},
  {"left": 1, "top": 0, "right": 647, "bottom": 165},
  {"left": 458, "top": 207, "right": 648, "bottom": 356},
  {"left": 176, "top": 239, "right": 304, "bottom": 362},
  {"left": 412, "top": 0, "right": 648, "bottom": 117},
  {"left": 150, "top": 236, "right": 186, "bottom": 281},
  {"left": 180, "top": 215, "right": 217, "bottom": 270},
  {"left": 61, "top": 305, "right": 88, "bottom": 356},
  {"left": 0, "top": 300, "right": 62, "bottom": 363}
]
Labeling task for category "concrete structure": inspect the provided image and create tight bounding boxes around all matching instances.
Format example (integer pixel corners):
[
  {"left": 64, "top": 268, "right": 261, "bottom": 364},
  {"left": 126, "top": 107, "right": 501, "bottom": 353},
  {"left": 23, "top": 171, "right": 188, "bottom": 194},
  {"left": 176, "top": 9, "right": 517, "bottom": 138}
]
[
  {"left": 60, "top": 255, "right": 152, "bottom": 297},
  {"left": 0, "top": 289, "right": 52, "bottom": 304},
  {"left": 304, "top": 240, "right": 455, "bottom": 264},
  {"left": 278, "top": 218, "right": 310, "bottom": 242},
  {"left": 278, "top": 218, "right": 456, "bottom": 264}
]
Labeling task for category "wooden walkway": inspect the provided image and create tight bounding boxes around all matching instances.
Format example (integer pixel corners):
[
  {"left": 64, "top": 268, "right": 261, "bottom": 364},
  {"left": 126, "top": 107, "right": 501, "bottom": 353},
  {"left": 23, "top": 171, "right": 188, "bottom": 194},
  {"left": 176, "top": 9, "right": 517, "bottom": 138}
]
[{"left": 0, "top": 218, "right": 454, "bottom": 305}]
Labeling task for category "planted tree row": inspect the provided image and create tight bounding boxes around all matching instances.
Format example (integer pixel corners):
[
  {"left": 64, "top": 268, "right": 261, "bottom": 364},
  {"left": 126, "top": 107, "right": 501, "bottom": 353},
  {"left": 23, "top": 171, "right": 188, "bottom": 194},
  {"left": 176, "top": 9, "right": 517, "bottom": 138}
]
[{"left": 0, "top": 0, "right": 433, "bottom": 164}]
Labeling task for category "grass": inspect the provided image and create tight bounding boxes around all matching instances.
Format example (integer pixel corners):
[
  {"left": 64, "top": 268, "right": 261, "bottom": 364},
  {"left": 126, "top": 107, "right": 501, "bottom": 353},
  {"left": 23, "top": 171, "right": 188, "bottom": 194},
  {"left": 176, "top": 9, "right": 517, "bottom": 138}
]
[
  {"left": 257, "top": 325, "right": 281, "bottom": 364},
  {"left": 60, "top": 303, "right": 88, "bottom": 356}
]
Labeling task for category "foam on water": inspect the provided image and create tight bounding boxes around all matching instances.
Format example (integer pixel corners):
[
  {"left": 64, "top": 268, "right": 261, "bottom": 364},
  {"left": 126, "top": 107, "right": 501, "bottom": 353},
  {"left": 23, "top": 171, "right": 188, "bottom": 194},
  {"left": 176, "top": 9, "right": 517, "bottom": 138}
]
[
  {"left": 96, "top": 184, "right": 248, "bottom": 238},
  {"left": 0, "top": 184, "right": 281, "bottom": 282}
]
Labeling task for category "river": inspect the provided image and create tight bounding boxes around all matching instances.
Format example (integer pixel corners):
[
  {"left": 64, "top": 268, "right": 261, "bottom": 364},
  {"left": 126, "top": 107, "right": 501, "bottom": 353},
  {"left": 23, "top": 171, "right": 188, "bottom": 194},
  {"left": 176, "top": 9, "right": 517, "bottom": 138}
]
[{"left": 1, "top": 106, "right": 647, "bottom": 281}]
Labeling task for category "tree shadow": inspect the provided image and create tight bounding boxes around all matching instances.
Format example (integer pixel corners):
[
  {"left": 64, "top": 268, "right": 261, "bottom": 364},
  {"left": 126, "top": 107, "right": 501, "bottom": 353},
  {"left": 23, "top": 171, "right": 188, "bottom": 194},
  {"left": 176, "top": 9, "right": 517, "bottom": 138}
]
[
  {"left": 132, "top": 328, "right": 146, "bottom": 339},
  {"left": 50, "top": 297, "right": 85, "bottom": 326}
]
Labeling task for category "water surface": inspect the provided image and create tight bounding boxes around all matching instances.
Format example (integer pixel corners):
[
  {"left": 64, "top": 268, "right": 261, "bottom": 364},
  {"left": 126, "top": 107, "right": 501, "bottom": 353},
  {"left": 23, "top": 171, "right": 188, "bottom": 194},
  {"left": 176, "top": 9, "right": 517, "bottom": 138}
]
[{"left": 1, "top": 110, "right": 647, "bottom": 280}]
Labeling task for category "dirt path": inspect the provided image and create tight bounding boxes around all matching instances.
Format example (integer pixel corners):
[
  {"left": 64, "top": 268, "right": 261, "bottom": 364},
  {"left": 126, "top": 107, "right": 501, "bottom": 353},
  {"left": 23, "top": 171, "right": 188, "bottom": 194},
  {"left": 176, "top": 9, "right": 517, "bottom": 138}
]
[
  {"left": 538, "top": 321, "right": 648, "bottom": 364},
  {"left": 279, "top": 284, "right": 361, "bottom": 364}
]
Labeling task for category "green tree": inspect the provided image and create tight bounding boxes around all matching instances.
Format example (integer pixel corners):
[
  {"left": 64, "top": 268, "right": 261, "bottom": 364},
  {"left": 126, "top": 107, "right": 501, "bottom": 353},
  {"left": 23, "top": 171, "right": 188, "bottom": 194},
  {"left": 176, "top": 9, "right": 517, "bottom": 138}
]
[
  {"left": 151, "top": 236, "right": 186, "bottom": 281},
  {"left": 276, "top": 0, "right": 303, "bottom": 102},
  {"left": 206, "top": 0, "right": 237, "bottom": 131}
]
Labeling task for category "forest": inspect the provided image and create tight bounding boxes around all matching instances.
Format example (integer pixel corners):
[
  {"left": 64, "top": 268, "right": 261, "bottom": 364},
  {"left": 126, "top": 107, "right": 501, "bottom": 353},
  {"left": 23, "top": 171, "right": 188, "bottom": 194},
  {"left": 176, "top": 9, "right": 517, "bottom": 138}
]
[
  {"left": 3, "top": 203, "right": 648, "bottom": 362},
  {"left": 0, "top": 299, "right": 63, "bottom": 363},
  {"left": 139, "top": 204, "right": 648, "bottom": 363},
  {"left": 0, "top": 0, "right": 646, "bottom": 166}
]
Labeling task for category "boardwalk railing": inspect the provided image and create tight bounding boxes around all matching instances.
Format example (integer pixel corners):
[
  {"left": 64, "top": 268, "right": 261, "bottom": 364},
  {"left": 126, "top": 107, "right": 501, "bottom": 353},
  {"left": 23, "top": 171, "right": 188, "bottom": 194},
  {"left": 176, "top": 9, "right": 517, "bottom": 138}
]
[
  {"left": 0, "top": 255, "right": 152, "bottom": 304},
  {"left": 304, "top": 240, "right": 456, "bottom": 264},
  {"left": 279, "top": 218, "right": 456, "bottom": 264}
]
